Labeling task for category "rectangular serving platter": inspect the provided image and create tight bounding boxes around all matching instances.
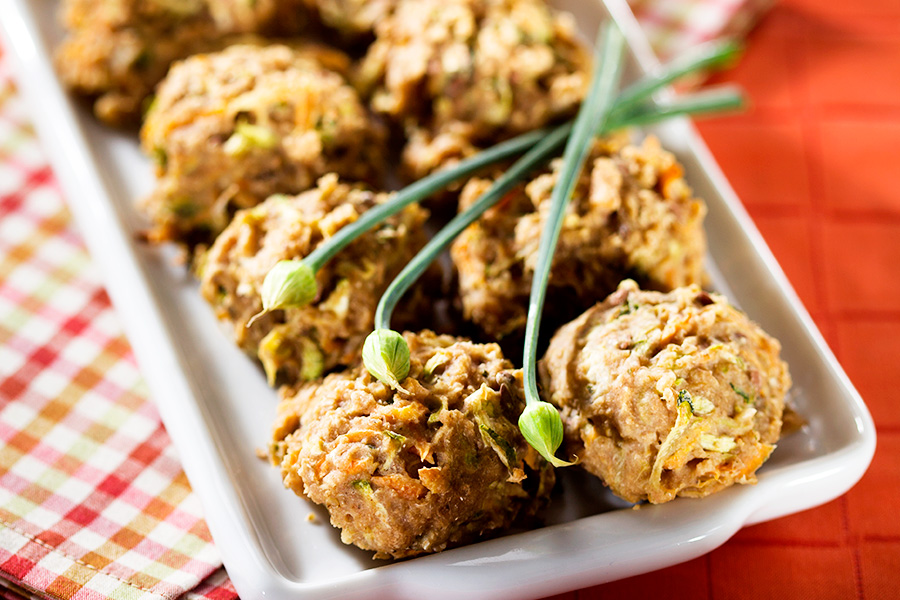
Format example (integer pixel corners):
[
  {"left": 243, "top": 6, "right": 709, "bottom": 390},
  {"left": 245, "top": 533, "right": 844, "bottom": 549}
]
[{"left": 0, "top": 1, "right": 876, "bottom": 599}]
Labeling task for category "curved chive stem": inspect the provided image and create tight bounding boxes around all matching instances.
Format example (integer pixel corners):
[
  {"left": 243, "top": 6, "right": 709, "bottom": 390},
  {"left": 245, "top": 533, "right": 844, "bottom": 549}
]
[
  {"left": 254, "top": 39, "right": 744, "bottom": 325},
  {"left": 373, "top": 126, "right": 574, "bottom": 332},
  {"left": 325, "top": 40, "right": 741, "bottom": 280},
  {"left": 310, "top": 41, "right": 741, "bottom": 277},
  {"left": 614, "top": 85, "right": 745, "bottom": 127},
  {"left": 369, "top": 86, "right": 745, "bottom": 334},
  {"left": 363, "top": 83, "right": 744, "bottom": 392},
  {"left": 304, "top": 127, "right": 555, "bottom": 273},
  {"left": 520, "top": 21, "right": 626, "bottom": 468},
  {"left": 612, "top": 39, "right": 741, "bottom": 111}
]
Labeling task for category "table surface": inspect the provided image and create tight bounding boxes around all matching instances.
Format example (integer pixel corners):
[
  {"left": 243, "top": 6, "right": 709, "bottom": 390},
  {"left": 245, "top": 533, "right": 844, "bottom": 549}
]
[
  {"left": 569, "top": 0, "right": 900, "bottom": 598},
  {"left": 1, "top": 0, "right": 898, "bottom": 599}
]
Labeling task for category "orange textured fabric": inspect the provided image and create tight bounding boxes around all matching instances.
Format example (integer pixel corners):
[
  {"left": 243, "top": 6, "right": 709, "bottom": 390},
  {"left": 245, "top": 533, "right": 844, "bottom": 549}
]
[{"left": 550, "top": 1, "right": 898, "bottom": 598}]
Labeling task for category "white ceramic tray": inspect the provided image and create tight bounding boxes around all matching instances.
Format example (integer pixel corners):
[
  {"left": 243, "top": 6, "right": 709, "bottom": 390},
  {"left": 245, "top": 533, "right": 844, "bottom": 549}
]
[{"left": 0, "top": 1, "right": 876, "bottom": 598}]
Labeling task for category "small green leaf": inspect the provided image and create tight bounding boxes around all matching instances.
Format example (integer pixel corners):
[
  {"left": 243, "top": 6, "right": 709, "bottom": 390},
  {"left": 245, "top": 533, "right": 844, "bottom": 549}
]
[
  {"left": 363, "top": 329, "right": 410, "bottom": 390},
  {"left": 518, "top": 402, "right": 575, "bottom": 468},
  {"left": 247, "top": 260, "right": 317, "bottom": 327}
]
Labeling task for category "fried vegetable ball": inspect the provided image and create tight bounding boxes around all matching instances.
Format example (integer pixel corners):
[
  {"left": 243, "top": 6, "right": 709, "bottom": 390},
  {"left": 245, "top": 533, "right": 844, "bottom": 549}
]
[
  {"left": 198, "top": 174, "right": 427, "bottom": 385},
  {"left": 541, "top": 281, "right": 791, "bottom": 504},
  {"left": 56, "top": 0, "right": 309, "bottom": 125},
  {"left": 356, "top": 0, "right": 588, "bottom": 179},
  {"left": 139, "top": 43, "right": 387, "bottom": 245},
  {"left": 270, "top": 330, "right": 554, "bottom": 559},
  {"left": 451, "top": 134, "right": 708, "bottom": 340}
]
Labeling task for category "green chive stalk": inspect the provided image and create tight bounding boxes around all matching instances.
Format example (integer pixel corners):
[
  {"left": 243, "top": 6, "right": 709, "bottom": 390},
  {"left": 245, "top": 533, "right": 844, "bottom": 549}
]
[
  {"left": 253, "top": 39, "right": 743, "bottom": 321},
  {"left": 362, "top": 85, "right": 745, "bottom": 358},
  {"left": 362, "top": 127, "right": 574, "bottom": 389},
  {"left": 612, "top": 39, "right": 740, "bottom": 110},
  {"left": 249, "top": 127, "right": 553, "bottom": 318},
  {"left": 612, "top": 85, "right": 745, "bottom": 128},
  {"left": 519, "top": 22, "right": 626, "bottom": 467}
]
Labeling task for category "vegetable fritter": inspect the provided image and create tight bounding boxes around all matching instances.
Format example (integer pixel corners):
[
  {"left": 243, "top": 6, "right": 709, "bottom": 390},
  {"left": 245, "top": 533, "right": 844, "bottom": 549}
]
[
  {"left": 199, "top": 175, "right": 427, "bottom": 385},
  {"left": 140, "top": 43, "right": 386, "bottom": 245},
  {"left": 356, "top": 0, "right": 588, "bottom": 179},
  {"left": 541, "top": 281, "right": 791, "bottom": 504},
  {"left": 271, "top": 330, "right": 554, "bottom": 558},
  {"left": 56, "top": 0, "right": 309, "bottom": 125},
  {"left": 451, "top": 134, "right": 707, "bottom": 340}
]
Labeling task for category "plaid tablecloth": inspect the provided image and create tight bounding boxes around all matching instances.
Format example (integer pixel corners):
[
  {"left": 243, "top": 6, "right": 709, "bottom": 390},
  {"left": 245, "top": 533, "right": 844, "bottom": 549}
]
[
  {"left": 0, "top": 54, "right": 237, "bottom": 600},
  {"left": 4, "top": 1, "right": 895, "bottom": 599}
]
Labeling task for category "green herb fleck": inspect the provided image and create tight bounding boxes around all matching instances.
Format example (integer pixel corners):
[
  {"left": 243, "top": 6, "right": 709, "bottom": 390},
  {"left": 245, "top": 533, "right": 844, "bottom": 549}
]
[
  {"left": 352, "top": 479, "right": 373, "bottom": 494},
  {"left": 169, "top": 198, "right": 198, "bottom": 218},
  {"left": 224, "top": 121, "right": 279, "bottom": 157},
  {"left": 384, "top": 430, "right": 406, "bottom": 445},
  {"left": 479, "top": 424, "right": 517, "bottom": 470},
  {"left": 134, "top": 49, "right": 153, "bottom": 71},
  {"left": 298, "top": 338, "right": 324, "bottom": 381},
  {"left": 730, "top": 382, "right": 752, "bottom": 403},
  {"left": 617, "top": 298, "right": 639, "bottom": 318},
  {"left": 152, "top": 147, "right": 167, "bottom": 169}
]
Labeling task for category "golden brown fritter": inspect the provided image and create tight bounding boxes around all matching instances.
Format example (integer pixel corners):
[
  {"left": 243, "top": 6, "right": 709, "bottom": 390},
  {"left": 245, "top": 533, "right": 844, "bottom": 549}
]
[
  {"left": 56, "top": 0, "right": 309, "bottom": 125},
  {"left": 355, "top": 0, "right": 588, "bottom": 179},
  {"left": 198, "top": 175, "right": 427, "bottom": 385},
  {"left": 451, "top": 134, "right": 708, "bottom": 340},
  {"left": 541, "top": 281, "right": 791, "bottom": 504},
  {"left": 271, "top": 330, "right": 554, "bottom": 558},
  {"left": 139, "top": 43, "right": 387, "bottom": 245}
]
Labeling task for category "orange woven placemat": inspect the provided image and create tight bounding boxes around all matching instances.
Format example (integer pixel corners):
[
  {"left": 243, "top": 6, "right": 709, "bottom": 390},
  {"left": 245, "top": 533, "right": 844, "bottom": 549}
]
[{"left": 574, "top": 1, "right": 900, "bottom": 598}]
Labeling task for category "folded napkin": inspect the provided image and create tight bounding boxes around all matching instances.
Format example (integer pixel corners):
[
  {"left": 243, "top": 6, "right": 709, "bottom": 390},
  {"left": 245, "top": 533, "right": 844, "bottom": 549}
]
[
  {"left": 0, "top": 58, "right": 226, "bottom": 600},
  {"left": 0, "top": 2, "right": 772, "bottom": 598},
  {"left": 630, "top": 0, "right": 774, "bottom": 60}
]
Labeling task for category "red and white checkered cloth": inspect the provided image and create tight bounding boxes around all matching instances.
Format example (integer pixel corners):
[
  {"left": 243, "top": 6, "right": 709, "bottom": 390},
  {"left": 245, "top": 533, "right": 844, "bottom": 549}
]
[
  {"left": 630, "top": 0, "right": 774, "bottom": 60},
  {"left": 0, "top": 2, "right": 772, "bottom": 599},
  {"left": 0, "top": 57, "right": 236, "bottom": 600}
]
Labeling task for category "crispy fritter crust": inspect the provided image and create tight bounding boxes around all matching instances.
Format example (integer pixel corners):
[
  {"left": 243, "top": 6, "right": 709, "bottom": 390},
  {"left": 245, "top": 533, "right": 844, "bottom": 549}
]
[
  {"left": 199, "top": 175, "right": 427, "bottom": 385},
  {"left": 271, "top": 330, "right": 554, "bottom": 558},
  {"left": 140, "top": 43, "right": 386, "bottom": 245},
  {"left": 356, "top": 0, "right": 588, "bottom": 178},
  {"left": 541, "top": 281, "right": 791, "bottom": 504},
  {"left": 451, "top": 135, "right": 708, "bottom": 340}
]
